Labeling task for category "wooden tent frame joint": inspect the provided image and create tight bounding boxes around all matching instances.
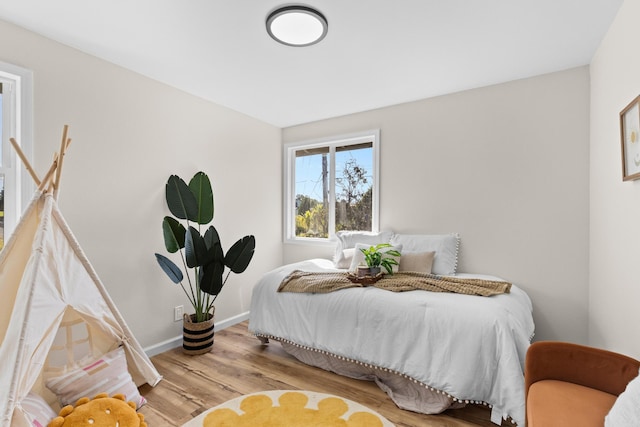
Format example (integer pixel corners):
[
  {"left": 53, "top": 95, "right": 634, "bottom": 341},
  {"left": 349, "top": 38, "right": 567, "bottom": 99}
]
[{"left": 9, "top": 125, "right": 72, "bottom": 198}]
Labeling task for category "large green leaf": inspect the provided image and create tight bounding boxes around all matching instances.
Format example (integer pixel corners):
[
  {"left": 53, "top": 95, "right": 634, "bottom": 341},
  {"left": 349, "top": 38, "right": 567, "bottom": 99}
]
[
  {"left": 162, "top": 216, "right": 186, "bottom": 253},
  {"left": 188, "top": 172, "right": 214, "bottom": 224},
  {"left": 201, "top": 226, "right": 222, "bottom": 266},
  {"left": 204, "top": 229, "right": 224, "bottom": 270},
  {"left": 154, "top": 253, "right": 184, "bottom": 284},
  {"left": 203, "top": 225, "right": 221, "bottom": 249},
  {"left": 165, "top": 175, "right": 199, "bottom": 221},
  {"left": 185, "top": 226, "right": 208, "bottom": 268},
  {"left": 200, "top": 261, "right": 225, "bottom": 295},
  {"left": 224, "top": 235, "right": 256, "bottom": 273}
]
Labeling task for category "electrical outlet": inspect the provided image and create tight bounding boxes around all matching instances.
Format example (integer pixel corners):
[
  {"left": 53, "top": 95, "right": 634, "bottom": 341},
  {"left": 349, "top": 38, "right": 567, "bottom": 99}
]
[{"left": 174, "top": 305, "right": 184, "bottom": 322}]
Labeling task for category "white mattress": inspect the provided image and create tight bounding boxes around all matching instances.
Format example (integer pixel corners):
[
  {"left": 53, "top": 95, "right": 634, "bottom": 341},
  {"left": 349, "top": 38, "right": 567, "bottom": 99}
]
[{"left": 248, "top": 258, "right": 534, "bottom": 425}]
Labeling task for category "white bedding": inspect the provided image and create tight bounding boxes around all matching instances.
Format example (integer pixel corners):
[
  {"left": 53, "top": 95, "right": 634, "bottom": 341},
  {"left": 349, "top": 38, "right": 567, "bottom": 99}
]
[{"left": 248, "top": 259, "right": 535, "bottom": 426}]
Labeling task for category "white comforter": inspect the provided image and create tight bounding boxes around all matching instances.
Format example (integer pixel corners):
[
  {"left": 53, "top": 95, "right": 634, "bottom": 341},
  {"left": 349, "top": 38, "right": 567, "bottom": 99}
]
[{"left": 249, "top": 259, "right": 535, "bottom": 426}]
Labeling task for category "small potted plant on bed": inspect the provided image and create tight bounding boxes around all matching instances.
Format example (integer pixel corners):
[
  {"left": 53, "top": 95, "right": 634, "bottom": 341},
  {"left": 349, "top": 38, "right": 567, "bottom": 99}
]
[
  {"left": 154, "top": 172, "right": 255, "bottom": 355},
  {"left": 358, "top": 243, "right": 401, "bottom": 277}
]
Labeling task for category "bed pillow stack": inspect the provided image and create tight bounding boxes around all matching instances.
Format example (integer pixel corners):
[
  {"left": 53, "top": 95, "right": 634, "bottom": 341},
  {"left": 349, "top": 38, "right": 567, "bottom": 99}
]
[{"left": 333, "top": 231, "right": 460, "bottom": 275}]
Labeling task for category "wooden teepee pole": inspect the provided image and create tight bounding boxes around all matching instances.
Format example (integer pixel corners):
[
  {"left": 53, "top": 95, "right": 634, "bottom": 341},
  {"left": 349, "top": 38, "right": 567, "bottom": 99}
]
[
  {"left": 39, "top": 155, "right": 58, "bottom": 193},
  {"left": 9, "top": 125, "right": 71, "bottom": 194},
  {"left": 53, "top": 125, "right": 71, "bottom": 199},
  {"left": 9, "top": 137, "right": 41, "bottom": 186}
]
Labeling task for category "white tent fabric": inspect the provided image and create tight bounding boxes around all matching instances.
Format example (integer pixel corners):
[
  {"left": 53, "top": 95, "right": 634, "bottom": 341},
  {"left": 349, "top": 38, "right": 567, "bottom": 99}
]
[{"left": 0, "top": 191, "right": 162, "bottom": 427}]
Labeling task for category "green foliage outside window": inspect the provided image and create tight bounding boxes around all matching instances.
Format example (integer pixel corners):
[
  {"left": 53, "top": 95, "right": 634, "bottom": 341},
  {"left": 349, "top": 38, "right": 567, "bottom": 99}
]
[
  {"left": 295, "top": 158, "right": 371, "bottom": 238},
  {"left": 296, "top": 203, "right": 328, "bottom": 238}
]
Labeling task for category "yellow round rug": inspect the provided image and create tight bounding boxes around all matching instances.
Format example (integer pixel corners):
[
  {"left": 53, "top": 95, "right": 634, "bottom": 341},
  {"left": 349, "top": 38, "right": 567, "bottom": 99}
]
[{"left": 181, "top": 390, "right": 395, "bottom": 427}]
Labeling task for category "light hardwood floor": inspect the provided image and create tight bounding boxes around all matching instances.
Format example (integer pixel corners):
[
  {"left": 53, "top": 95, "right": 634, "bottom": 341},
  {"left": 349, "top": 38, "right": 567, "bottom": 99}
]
[{"left": 138, "top": 321, "right": 512, "bottom": 426}]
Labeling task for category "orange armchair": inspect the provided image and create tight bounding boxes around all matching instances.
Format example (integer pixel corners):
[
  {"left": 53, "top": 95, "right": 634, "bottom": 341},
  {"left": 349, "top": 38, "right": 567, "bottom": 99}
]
[{"left": 525, "top": 341, "right": 640, "bottom": 427}]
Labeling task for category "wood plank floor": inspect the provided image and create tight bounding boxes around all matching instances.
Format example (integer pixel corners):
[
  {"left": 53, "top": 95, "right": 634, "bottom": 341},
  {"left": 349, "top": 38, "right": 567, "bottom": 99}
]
[{"left": 138, "top": 321, "right": 512, "bottom": 426}]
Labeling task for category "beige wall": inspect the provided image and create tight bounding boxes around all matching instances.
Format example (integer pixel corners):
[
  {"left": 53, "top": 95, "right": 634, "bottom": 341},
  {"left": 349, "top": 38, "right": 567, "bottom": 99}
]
[
  {"left": 0, "top": 20, "right": 283, "bottom": 349},
  {"left": 589, "top": 0, "right": 640, "bottom": 359},
  {"left": 284, "top": 67, "right": 591, "bottom": 343}
]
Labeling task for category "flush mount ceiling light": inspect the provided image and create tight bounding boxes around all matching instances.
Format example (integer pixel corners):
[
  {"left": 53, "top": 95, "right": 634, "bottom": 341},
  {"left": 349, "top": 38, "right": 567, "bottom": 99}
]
[{"left": 266, "top": 5, "right": 328, "bottom": 47}]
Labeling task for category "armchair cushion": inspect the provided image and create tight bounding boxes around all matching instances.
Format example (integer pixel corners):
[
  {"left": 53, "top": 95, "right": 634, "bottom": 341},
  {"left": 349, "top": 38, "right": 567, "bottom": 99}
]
[{"left": 528, "top": 380, "right": 616, "bottom": 427}]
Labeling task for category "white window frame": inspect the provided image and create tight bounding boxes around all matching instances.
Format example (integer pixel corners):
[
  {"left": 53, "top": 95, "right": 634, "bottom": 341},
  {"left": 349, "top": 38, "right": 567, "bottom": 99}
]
[
  {"left": 1, "top": 61, "right": 34, "bottom": 246},
  {"left": 284, "top": 129, "right": 380, "bottom": 244}
]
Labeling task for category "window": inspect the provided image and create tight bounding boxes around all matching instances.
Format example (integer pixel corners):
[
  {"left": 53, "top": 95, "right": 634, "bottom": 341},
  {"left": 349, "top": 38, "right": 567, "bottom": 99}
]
[
  {"left": 0, "top": 62, "right": 34, "bottom": 251},
  {"left": 47, "top": 318, "right": 93, "bottom": 369},
  {"left": 284, "top": 130, "right": 380, "bottom": 243}
]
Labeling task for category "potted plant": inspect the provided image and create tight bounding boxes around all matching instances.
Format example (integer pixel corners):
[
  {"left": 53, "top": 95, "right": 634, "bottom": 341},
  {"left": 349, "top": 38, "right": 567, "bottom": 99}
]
[
  {"left": 358, "top": 243, "right": 401, "bottom": 277},
  {"left": 154, "top": 172, "right": 255, "bottom": 354}
]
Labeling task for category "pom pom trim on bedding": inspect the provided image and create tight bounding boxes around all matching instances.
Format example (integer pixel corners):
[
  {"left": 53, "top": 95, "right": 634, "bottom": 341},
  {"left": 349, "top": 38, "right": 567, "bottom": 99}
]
[
  {"left": 254, "top": 332, "right": 516, "bottom": 424},
  {"left": 248, "top": 258, "right": 535, "bottom": 426}
]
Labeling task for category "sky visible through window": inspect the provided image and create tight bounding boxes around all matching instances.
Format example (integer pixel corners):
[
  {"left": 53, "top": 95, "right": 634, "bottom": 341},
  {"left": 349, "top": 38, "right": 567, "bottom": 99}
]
[{"left": 295, "top": 146, "right": 372, "bottom": 203}]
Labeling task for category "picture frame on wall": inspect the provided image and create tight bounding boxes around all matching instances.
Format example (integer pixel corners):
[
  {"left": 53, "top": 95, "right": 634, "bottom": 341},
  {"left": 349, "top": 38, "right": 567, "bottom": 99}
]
[{"left": 620, "top": 94, "right": 640, "bottom": 181}]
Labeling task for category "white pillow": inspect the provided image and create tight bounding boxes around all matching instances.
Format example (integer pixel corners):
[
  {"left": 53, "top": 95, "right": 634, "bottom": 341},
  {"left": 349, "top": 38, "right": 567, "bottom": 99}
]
[
  {"left": 605, "top": 369, "right": 640, "bottom": 427},
  {"left": 21, "top": 392, "right": 57, "bottom": 427},
  {"left": 349, "top": 243, "right": 402, "bottom": 273},
  {"left": 44, "top": 346, "right": 146, "bottom": 409},
  {"left": 390, "top": 233, "right": 460, "bottom": 275},
  {"left": 335, "top": 248, "right": 356, "bottom": 269},
  {"left": 333, "top": 230, "right": 394, "bottom": 268}
]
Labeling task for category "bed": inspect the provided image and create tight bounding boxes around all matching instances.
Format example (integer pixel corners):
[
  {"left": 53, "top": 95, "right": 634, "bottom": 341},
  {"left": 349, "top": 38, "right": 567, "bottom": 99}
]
[{"left": 248, "top": 233, "right": 535, "bottom": 426}]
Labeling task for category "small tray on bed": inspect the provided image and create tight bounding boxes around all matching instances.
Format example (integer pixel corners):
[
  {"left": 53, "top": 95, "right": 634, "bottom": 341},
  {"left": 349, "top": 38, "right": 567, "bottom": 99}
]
[{"left": 346, "top": 272, "right": 384, "bottom": 285}]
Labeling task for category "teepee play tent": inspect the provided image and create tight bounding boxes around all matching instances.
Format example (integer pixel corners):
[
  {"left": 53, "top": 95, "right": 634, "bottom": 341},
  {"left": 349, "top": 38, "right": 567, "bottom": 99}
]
[{"left": 0, "top": 126, "right": 162, "bottom": 426}]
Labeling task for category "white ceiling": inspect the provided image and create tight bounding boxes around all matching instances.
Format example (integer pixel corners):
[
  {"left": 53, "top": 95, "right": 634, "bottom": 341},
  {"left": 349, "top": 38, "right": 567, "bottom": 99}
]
[{"left": 0, "top": 0, "right": 623, "bottom": 127}]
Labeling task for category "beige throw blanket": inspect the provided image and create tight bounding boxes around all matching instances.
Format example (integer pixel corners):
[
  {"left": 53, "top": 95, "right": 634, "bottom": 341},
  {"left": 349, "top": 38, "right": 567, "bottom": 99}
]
[{"left": 278, "top": 270, "right": 511, "bottom": 297}]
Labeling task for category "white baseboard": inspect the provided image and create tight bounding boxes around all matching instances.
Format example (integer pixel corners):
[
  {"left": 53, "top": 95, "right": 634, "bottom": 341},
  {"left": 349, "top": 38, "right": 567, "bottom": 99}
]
[{"left": 144, "top": 311, "right": 250, "bottom": 357}]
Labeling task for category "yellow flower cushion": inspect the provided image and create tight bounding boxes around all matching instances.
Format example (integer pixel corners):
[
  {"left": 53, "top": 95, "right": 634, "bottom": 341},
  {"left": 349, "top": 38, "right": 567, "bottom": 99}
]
[{"left": 48, "top": 393, "right": 147, "bottom": 427}]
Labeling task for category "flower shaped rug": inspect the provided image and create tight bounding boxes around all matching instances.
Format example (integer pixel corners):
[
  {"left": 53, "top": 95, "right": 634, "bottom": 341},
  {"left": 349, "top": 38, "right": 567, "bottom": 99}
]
[{"left": 181, "top": 390, "right": 394, "bottom": 427}]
